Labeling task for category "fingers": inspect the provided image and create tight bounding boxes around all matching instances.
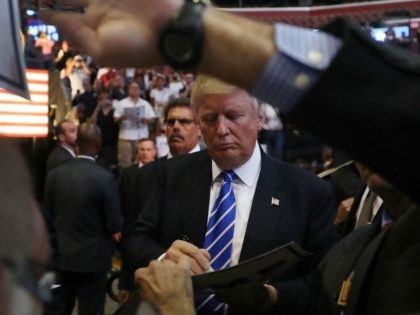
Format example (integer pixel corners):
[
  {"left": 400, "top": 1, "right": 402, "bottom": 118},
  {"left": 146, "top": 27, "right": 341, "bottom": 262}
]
[
  {"left": 61, "top": 0, "right": 90, "bottom": 6},
  {"left": 165, "top": 240, "right": 211, "bottom": 274},
  {"left": 38, "top": 9, "right": 100, "bottom": 57},
  {"left": 38, "top": 0, "right": 88, "bottom": 10}
]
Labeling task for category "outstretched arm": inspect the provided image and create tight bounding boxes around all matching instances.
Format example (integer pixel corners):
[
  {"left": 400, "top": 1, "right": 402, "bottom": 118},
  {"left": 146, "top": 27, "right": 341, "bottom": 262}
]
[{"left": 38, "top": 0, "right": 275, "bottom": 90}]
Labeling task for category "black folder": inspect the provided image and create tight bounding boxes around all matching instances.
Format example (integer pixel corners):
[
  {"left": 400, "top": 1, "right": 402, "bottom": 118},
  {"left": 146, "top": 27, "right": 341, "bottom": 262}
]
[{"left": 192, "top": 241, "right": 311, "bottom": 292}]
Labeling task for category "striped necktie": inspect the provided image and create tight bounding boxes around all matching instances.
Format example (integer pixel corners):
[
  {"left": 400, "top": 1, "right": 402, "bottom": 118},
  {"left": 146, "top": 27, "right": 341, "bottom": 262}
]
[{"left": 196, "top": 170, "right": 237, "bottom": 314}]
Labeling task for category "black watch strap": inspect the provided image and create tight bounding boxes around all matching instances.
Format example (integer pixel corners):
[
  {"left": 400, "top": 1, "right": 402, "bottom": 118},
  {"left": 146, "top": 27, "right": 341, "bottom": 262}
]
[{"left": 158, "top": 0, "right": 207, "bottom": 70}]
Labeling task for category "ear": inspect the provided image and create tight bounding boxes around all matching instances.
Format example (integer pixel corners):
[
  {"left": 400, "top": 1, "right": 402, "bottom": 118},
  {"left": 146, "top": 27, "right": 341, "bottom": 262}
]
[
  {"left": 257, "top": 113, "right": 264, "bottom": 132},
  {"left": 57, "top": 133, "right": 65, "bottom": 143}
]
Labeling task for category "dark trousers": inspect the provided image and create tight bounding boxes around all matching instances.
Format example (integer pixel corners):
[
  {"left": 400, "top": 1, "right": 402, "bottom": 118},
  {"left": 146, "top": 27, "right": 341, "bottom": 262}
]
[{"left": 60, "top": 270, "right": 108, "bottom": 315}]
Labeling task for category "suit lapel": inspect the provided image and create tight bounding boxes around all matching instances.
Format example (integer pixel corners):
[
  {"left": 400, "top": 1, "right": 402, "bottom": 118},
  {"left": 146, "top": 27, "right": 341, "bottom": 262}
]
[
  {"left": 181, "top": 152, "right": 212, "bottom": 247},
  {"left": 240, "top": 153, "right": 284, "bottom": 261}
]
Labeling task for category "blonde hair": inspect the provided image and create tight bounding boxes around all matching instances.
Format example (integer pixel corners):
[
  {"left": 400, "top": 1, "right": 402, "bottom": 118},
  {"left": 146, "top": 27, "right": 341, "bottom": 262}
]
[{"left": 191, "top": 75, "right": 259, "bottom": 112}]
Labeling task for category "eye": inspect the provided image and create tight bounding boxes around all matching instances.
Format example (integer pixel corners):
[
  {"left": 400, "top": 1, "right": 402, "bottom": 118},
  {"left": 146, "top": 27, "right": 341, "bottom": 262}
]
[
  {"left": 201, "top": 114, "right": 218, "bottom": 125},
  {"left": 226, "top": 112, "right": 244, "bottom": 121}
]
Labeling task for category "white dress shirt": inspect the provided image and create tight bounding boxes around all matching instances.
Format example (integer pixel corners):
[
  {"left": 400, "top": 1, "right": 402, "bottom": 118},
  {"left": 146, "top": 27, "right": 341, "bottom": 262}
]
[
  {"left": 61, "top": 144, "right": 76, "bottom": 157},
  {"left": 355, "top": 187, "right": 383, "bottom": 223},
  {"left": 209, "top": 142, "right": 261, "bottom": 266}
]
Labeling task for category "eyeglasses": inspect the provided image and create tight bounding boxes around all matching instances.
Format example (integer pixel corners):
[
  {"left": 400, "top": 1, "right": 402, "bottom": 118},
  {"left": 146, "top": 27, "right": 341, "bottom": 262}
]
[
  {"left": 164, "top": 118, "right": 195, "bottom": 127},
  {"left": 1, "top": 257, "right": 55, "bottom": 303}
]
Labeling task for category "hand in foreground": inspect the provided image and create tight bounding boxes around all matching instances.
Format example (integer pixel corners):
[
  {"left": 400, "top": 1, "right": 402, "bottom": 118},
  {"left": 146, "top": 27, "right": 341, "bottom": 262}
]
[
  {"left": 164, "top": 240, "right": 211, "bottom": 275},
  {"left": 135, "top": 257, "right": 196, "bottom": 315},
  {"left": 38, "top": 0, "right": 183, "bottom": 68},
  {"left": 215, "top": 282, "right": 277, "bottom": 315}
]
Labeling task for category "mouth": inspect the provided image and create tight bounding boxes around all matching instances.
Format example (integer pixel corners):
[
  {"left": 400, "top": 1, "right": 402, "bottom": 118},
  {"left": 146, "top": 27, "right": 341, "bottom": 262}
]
[
  {"left": 169, "top": 135, "right": 184, "bottom": 142},
  {"left": 215, "top": 143, "right": 236, "bottom": 150}
]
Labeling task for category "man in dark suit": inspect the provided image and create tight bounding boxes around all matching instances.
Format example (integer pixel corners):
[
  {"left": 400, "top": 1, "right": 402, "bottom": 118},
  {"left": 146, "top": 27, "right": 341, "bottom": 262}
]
[
  {"left": 311, "top": 166, "right": 419, "bottom": 315},
  {"left": 46, "top": 119, "right": 77, "bottom": 173},
  {"left": 119, "top": 138, "right": 157, "bottom": 232},
  {"left": 125, "top": 97, "right": 202, "bottom": 227},
  {"left": 126, "top": 76, "right": 337, "bottom": 314},
  {"left": 44, "top": 123, "right": 123, "bottom": 315},
  {"left": 118, "top": 97, "right": 202, "bottom": 303}
]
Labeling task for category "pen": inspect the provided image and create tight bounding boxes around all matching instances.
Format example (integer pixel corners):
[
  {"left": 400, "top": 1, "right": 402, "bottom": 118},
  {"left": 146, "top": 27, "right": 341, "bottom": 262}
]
[{"left": 179, "top": 235, "right": 214, "bottom": 273}]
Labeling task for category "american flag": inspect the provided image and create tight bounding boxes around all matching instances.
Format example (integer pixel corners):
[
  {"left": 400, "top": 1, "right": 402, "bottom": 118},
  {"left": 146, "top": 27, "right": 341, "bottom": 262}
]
[{"left": 0, "top": 69, "right": 49, "bottom": 137}]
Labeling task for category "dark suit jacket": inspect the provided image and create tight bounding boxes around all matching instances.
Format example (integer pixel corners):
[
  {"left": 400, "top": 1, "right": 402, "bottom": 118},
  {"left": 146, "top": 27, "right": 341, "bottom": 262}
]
[
  {"left": 312, "top": 204, "right": 420, "bottom": 315},
  {"left": 44, "top": 157, "right": 123, "bottom": 273},
  {"left": 120, "top": 157, "right": 169, "bottom": 232},
  {"left": 289, "top": 18, "right": 420, "bottom": 206},
  {"left": 119, "top": 157, "right": 167, "bottom": 290},
  {"left": 46, "top": 145, "right": 74, "bottom": 173},
  {"left": 125, "top": 150, "right": 337, "bottom": 314},
  {"left": 119, "top": 163, "right": 141, "bottom": 232}
]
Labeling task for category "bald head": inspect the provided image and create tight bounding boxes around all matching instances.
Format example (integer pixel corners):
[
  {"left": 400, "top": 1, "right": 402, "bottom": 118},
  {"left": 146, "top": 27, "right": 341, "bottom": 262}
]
[{"left": 76, "top": 123, "right": 102, "bottom": 156}]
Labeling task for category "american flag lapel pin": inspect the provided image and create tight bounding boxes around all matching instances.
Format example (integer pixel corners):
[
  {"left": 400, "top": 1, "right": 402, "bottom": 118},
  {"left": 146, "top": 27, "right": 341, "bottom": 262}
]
[{"left": 271, "top": 197, "right": 280, "bottom": 206}]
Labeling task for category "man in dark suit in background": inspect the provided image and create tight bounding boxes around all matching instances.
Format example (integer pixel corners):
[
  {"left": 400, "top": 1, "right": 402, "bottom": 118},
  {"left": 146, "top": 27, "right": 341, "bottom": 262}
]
[
  {"left": 119, "top": 138, "right": 157, "bottom": 232},
  {"left": 46, "top": 119, "right": 77, "bottom": 173},
  {"left": 126, "top": 76, "right": 337, "bottom": 314},
  {"left": 132, "top": 97, "right": 202, "bottom": 220},
  {"left": 118, "top": 97, "right": 202, "bottom": 303},
  {"left": 44, "top": 123, "right": 123, "bottom": 315},
  {"left": 311, "top": 165, "right": 419, "bottom": 315}
]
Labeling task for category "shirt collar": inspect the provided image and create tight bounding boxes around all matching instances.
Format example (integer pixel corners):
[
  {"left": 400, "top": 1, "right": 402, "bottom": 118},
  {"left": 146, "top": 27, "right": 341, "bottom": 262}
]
[
  {"left": 211, "top": 142, "right": 261, "bottom": 188},
  {"left": 167, "top": 143, "right": 201, "bottom": 159},
  {"left": 77, "top": 155, "right": 95, "bottom": 161},
  {"left": 60, "top": 144, "right": 76, "bottom": 157}
]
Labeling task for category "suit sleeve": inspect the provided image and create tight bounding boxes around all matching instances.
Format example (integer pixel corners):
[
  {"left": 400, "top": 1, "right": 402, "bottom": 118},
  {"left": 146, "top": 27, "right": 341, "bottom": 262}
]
[
  {"left": 124, "top": 163, "right": 168, "bottom": 269},
  {"left": 254, "top": 19, "right": 420, "bottom": 205},
  {"left": 103, "top": 172, "right": 123, "bottom": 233}
]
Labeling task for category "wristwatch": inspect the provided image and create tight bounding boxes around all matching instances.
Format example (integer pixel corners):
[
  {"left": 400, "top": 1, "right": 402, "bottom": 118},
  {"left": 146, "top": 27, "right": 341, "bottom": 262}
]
[{"left": 158, "top": 0, "right": 208, "bottom": 70}]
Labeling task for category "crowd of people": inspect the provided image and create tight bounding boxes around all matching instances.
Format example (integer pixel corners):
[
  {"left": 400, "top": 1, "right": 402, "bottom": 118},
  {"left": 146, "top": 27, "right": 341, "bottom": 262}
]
[{"left": 1, "top": 0, "right": 420, "bottom": 315}]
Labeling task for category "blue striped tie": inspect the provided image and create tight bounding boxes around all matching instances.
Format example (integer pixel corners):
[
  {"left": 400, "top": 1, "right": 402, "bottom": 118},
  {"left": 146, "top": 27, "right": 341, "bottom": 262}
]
[{"left": 196, "top": 170, "right": 236, "bottom": 315}]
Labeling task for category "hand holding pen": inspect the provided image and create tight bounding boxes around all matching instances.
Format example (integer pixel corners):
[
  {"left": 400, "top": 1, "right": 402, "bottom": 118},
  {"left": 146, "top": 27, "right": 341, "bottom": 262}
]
[{"left": 163, "top": 236, "right": 212, "bottom": 275}]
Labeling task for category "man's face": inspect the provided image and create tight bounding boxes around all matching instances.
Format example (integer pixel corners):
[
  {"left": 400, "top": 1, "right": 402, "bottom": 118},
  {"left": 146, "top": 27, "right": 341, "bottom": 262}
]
[
  {"left": 128, "top": 83, "right": 140, "bottom": 99},
  {"left": 74, "top": 57, "right": 83, "bottom": 68},
  {"left": 137, "top": 140, "right": 156, "bottom": 165},
  {"left": 166, "top": 106, "right": 201, "bottom": 156},
  {"left": 196, "top": 89, "right": 262, "bottom": 170},
  {"left": 115, "top": 75, "right": 125, "bottom": 89},
  {"left": 60, "top": 122, "right": 77, "bottom": 148}
]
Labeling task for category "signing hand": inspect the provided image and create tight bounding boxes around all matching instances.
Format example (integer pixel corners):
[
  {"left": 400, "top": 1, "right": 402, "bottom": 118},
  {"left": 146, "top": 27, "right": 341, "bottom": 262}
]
[
  {"left": 164, "top": 240, "right": 211, "bottom": 275},
  {"left": 38, "top": 0, "right": 183, "bottom": 68}
]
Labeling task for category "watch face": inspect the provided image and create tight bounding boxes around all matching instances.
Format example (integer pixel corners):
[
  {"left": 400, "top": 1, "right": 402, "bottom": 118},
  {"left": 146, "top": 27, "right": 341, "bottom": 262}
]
[{"left": 163, "top": 32, "right": 194, "bottom": 62}]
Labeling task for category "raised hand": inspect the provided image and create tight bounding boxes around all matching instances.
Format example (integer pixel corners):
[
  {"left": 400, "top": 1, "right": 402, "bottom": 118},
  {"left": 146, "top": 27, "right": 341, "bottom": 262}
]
[{"left": 38, "top": 0, "right": 183, "bottom": 68}]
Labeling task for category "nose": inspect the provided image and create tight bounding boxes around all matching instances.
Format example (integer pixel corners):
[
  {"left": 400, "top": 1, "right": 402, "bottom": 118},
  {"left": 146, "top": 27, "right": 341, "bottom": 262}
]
[
  {"left": 172, "top": 119, "right": 182, "bottom": 130},
  {"left": 216, "top": 116, "right": 229, "bottom": 137}
]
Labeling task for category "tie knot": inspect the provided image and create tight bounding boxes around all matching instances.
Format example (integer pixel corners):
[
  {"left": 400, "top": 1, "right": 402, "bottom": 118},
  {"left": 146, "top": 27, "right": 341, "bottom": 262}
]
[{"left": 220, "top": 170, "right": 236, "bottom": 183}]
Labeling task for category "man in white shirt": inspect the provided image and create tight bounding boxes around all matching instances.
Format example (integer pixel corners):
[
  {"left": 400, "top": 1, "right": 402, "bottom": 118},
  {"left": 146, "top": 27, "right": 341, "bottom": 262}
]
[
  {"left": 150, "top": 74, "right": 176, "bottom": 116},
  {"left": 114, "top": 82, "right": 156, "bottom": 169}
]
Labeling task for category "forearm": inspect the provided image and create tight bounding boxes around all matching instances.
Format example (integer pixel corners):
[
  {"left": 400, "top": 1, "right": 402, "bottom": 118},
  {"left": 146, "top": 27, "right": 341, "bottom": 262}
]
[{"left": 198, "top": 8, "right": 276, "bottom": 91}]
